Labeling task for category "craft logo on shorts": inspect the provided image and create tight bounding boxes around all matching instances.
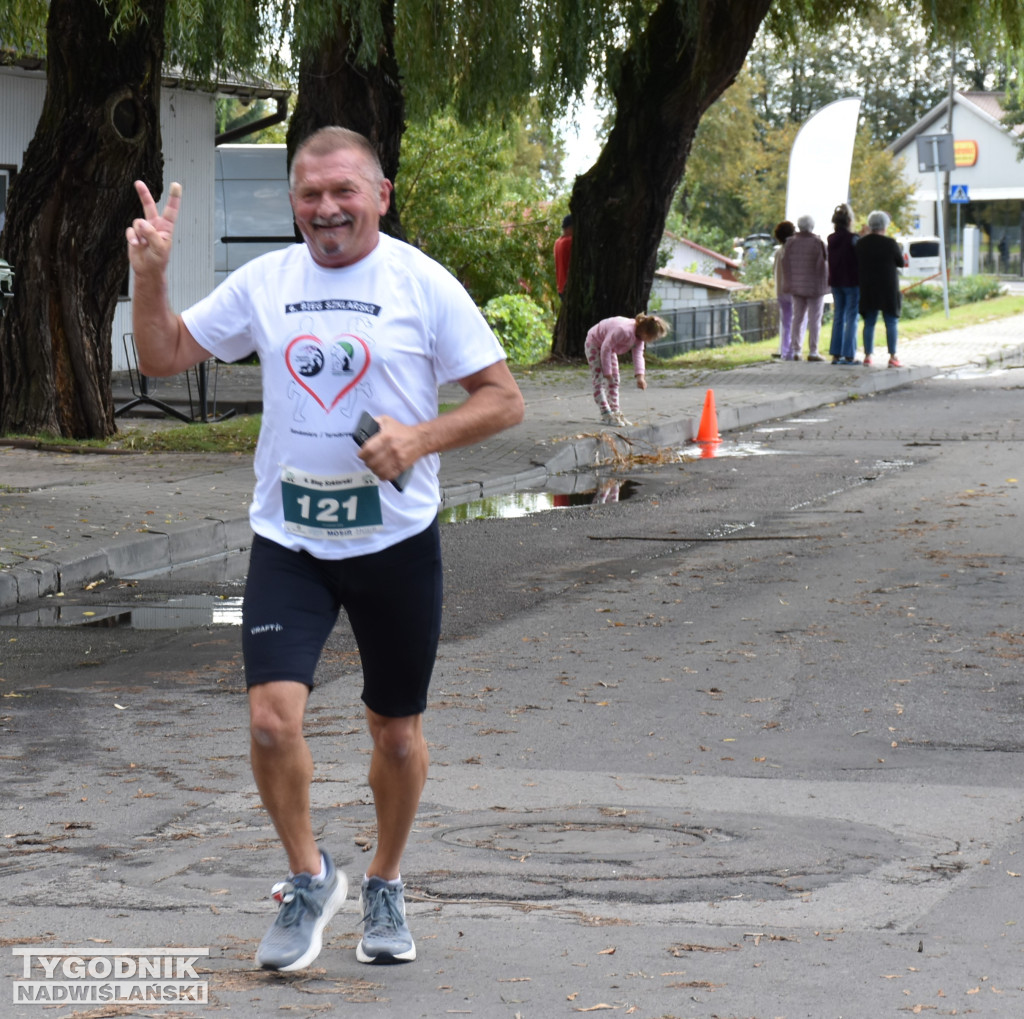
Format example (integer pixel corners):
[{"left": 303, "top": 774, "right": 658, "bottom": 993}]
[{"left": 11, "top": 947, "right": 209, "bottom": 1006}]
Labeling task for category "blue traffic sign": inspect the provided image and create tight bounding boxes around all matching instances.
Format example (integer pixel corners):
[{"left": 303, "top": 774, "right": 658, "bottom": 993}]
[{"left": 950, "top": 183, "right": 970, "bottom": 204}]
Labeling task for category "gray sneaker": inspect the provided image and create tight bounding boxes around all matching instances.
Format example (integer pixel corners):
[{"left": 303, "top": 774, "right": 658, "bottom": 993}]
[
  {"left": 356, "top": 876, "right": 416, "bottom": 964},
  {"left": 255, "top": 850, "right": 348, "bottom": 972}
]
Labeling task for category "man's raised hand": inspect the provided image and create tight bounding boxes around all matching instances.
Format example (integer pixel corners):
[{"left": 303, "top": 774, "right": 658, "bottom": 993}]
[{"left": 126, "top": 180, "right": 182, "bottom": 274}]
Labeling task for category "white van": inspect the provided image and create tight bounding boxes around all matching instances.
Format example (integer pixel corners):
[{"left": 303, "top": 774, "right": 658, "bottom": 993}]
[
  {"left": 897, "top": 236, "right": 941, "bottom": 279},
  {"left": 215, "top": 144, "right": 296, "bottom": 283}
]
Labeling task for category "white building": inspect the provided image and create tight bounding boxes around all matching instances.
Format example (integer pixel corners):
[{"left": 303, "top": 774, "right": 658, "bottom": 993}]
[
  {"left": 889, "top": 91, "right": 1024, "bottom": 264},
  {"left": 660, "top": 232, "right": 741, "bottom": 279},
  {"left": 0, "top": 59, "right": 288, "bottom": 370}
]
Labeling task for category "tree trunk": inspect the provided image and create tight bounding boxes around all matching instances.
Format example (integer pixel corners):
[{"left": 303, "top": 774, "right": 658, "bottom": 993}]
[
  {"left": 287, "top": 1, "right": 406, "bottom": 240},
  {"left": 554, "top": 0, "right": 772, "bottom": 360},
  {"left": 0, "top": 0, "right": 165, "bottom": 438}
]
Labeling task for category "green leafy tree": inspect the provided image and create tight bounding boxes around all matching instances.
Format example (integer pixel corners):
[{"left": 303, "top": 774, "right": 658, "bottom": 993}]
[
  {"left": 674, "top": 69, "right": 763, "bottom": 241},
  {"left": 482, "top": 294, "right": 552, "bottom": 365},
  {"left": 848, "top": 129, "right": 916, "bottom": 229},
  {"left": 396, "top": 112, "right": 560, "bottom": 308}
]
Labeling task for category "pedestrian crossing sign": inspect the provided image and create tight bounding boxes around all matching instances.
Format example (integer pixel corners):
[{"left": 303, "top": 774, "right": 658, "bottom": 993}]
[{"left": 949, "top": 183, "right": 970, "bottom": 204}]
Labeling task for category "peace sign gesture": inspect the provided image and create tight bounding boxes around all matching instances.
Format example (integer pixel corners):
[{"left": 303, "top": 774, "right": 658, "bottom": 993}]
[{"left": 126, "top": 180, "right": 182, "bottom": 276}]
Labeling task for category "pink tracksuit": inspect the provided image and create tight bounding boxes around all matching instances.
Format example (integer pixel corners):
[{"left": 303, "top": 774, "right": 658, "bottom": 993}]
[{"left": 584, "top": 317, "right": 645, "bottom": 413}]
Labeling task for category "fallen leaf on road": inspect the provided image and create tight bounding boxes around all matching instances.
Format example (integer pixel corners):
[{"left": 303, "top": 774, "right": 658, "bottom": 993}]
[{"left": 597, "top": 947, "right": 616, "bottom": 955}]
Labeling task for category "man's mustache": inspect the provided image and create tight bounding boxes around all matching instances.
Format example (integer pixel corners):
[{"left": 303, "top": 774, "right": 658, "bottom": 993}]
[{"left": 311, "top": 214, "right": 353, "bottom": 228}]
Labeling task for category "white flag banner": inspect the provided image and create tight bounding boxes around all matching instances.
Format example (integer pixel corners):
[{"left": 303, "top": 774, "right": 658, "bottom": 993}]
[{"left": 785, "top": 97, "right": 862, "bottom": 238}]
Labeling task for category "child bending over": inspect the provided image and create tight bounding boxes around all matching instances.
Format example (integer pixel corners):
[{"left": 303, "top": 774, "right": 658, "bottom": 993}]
[{"left": 584, "top": 313, "right": 668, "bottom": 426}]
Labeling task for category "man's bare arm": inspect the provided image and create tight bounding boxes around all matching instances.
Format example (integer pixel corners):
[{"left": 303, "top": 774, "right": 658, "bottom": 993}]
[
  {"left": 126, "top": 180, "right": 211, "bottom": 377},
  {"left": 357, "top": 361, "right": 524, "bottom": 482}
]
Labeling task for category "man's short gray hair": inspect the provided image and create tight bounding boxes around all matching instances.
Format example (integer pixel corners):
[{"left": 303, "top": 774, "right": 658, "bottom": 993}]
[
  {"left": 796, "top": 214, "right": 814, "bottom": 232},
  {"left": 289, "top": 126, "right": 385, "bottom": 190},
  {"left": 867, "top": 210, "right": 890, "bottom": 232}
]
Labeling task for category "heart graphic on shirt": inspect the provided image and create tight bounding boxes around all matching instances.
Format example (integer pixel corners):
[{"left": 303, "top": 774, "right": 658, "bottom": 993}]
[{"left": 285, "top": 333, "right": 371, "bottom": 412}]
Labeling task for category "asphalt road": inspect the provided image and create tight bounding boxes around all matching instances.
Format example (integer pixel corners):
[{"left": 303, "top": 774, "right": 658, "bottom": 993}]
[{"left": 2, "top": 363, "right": 1023, "bottom": 1017}]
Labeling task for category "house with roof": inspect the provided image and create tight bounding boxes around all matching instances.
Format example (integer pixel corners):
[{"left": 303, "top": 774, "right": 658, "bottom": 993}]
[
  {"left": 651, "top": 265, "right": 749, "bottom": 311},
  {"left": 889, "top": 91, "right": 1024, "bottom": 266},
  {"left": 651, "top": 234, "right": 747, "bottom": 311},
  {"left": 660, "top": 232, "right": 741, "bottom": 280},
  {"left": 0, "top": 57, "right": 289, "bottom": 370}
]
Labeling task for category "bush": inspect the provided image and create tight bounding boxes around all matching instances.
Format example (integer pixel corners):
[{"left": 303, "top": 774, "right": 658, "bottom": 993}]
[
  {"left": 949, "top": 274, "right": 1003, "bottom": 304},
  {"left": 482, "top": 295, "right": 552, "bottom": 365},
  {"left": 902, "top": 274, "right": 1003, "bottom": 319}
]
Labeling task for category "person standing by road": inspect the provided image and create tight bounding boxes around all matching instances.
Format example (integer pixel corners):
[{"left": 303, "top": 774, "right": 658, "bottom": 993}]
[
  {"left": 771, "top": 220, "right": 795, "bottom": 359},
  {"left": 554, "top": 214, "right": 573, "bottom": 299},
  {"left": 856, "top": 210, "right": 904, "bottom": 367},
  {"left": 584, "top": 313, "right": 667, "bottom": 426},
  {"left": 780, "top": 214, "right": 828, "bottom": 361},
  {"left": 827, "top": 204, "right": 860, "bottom": 364},
  {"left": 126, "top": 127, "right": 524, "bottom": 972}
]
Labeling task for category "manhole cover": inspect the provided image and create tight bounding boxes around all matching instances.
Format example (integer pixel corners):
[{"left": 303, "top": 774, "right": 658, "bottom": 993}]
[
  {"left": 419, "top": 807, "right": 908, "bottom": 905},
  {"left": 440, "top": 821, "right": 714, "bottom": 861}
]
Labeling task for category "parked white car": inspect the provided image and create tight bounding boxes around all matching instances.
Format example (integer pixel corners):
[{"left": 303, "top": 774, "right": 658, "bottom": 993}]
[{"left": 897, "top": 236, "right": 941, "bottom": 279}]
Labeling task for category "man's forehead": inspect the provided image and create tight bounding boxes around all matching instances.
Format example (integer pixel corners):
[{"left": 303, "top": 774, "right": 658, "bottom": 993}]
[{"left": 293, "top": 147, "right": 378, "bottom": 188}]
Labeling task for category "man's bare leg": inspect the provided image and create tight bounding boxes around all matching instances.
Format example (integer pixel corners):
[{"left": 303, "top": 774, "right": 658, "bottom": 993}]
[
  {"left": 364, "top": 708, "right": 429, "bottom": 879},
  {"left": 249, "top": 680, "right": 321, "bottom": 876}
]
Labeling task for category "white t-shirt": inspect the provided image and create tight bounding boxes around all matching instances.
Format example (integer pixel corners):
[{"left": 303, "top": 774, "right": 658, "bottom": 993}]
[{"left": 182, "top": 234, "right": 505, "bottom": 559}]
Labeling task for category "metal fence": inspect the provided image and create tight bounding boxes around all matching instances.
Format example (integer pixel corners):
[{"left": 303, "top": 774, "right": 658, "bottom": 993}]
[{"left": 647, "top": 300, "right": 780, "bottom": 358}]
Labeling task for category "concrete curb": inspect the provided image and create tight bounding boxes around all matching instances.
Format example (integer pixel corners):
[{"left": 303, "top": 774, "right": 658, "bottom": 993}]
[{"left": 0, "top": 517, "right": 254, "bottom": 612}]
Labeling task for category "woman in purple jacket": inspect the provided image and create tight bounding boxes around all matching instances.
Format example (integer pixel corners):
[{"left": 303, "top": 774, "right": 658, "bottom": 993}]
[
  {"left": 780, "top": 215, "right": 829, "bottom": 360},
  {"left": 827, "top": 204, "right": 860, "bottom": 364}
]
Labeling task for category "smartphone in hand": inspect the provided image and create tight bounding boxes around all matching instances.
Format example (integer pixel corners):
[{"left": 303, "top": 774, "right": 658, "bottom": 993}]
[{"left": 352, "top": 411, "right": 412, "bottom": 492}]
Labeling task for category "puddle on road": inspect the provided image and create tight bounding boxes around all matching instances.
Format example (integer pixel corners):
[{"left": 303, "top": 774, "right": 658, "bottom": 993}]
[
  {"left": 440, "top": 479, "right": 641, "bottom": 521},
  {"left": 937, "top": 361, "right": 1024, "bottom": 380},
  {"left": 679, "top": 439, "right": 793, "bottom": 459},
  {"left": 0, "top": 594, "right": 244, "bottom": 630}
]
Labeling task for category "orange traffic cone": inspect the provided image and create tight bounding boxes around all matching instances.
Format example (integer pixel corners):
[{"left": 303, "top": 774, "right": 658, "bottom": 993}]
[{"left": 696, "top": 388, "right": 721, "bottom": 443}]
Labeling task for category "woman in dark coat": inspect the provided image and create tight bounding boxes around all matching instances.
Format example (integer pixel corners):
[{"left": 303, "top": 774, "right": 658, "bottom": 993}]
[
  {"left": 855, "top": 210, "right": 905, "bottom": 367},
  {"left": 827, "top": 204, "right": 859, "bottom": 364}
]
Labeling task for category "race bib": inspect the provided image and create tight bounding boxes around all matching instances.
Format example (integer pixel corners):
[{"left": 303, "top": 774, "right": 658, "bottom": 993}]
[{"left": 280, "top": 467, "right": 384, "bottom": 539}]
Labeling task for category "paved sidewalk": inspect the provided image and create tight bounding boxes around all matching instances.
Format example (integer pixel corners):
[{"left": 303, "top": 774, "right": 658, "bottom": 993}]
[{"left": 1, "top": 314, "right": 1022, "bottom": 610}]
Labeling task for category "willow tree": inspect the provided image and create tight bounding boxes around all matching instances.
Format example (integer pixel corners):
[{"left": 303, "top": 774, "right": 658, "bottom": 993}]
[
  {"left": 0, "top": 0, "right": 166, "bottom": 437},
  {"left": 554, "top": 0, "right": 773, "bottom": 357},
  {"left": 0, "top": 0, "right": 270, "bottom": 438},
  {"left": 285, "top": 2, "right": 406, "bottom": 238},
  {"left": 279, "top": 0, "right": 593, "bottom": 239}
]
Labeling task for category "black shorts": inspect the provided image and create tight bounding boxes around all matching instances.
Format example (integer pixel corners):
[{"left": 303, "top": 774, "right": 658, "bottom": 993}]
[{"left": 241, "top": 521, "right": 442, "bottom": 717}]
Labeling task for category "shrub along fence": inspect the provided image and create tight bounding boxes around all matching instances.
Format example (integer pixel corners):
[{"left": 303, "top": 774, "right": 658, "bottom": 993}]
[{"left": 648, "top": 300, "right": 780, "bottom": 358}]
